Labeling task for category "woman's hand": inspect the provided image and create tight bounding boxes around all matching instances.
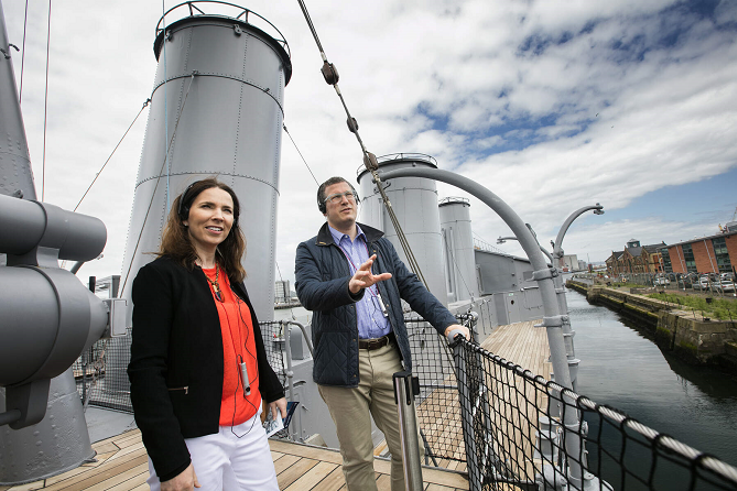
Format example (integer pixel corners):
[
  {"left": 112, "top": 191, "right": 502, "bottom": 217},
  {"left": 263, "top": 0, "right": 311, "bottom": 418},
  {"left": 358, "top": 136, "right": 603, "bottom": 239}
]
[
  {"left": 261, "top": 397, "right": 287, "bottom": 423},
  {"left": 161, "top": 463, "right": 200, "bottom": 491},
  {"left": 269, "top": 397, "right": 288, "bottom": 421}
]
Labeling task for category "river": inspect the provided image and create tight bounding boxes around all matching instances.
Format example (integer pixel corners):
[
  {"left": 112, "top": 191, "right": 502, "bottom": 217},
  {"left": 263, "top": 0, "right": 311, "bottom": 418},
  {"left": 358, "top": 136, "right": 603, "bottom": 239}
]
[
  {"left": 567, "top": 288, "right": 737, "bottom": 487},
  {"left": 271, "top": 294, "right": 737, "bottom": 482}
]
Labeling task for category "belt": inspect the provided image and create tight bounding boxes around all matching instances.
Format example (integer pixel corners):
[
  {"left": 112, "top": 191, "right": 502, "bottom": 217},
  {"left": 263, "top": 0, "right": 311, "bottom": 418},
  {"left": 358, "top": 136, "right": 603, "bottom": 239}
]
[{"left": 358, "top": 334, "right": 392, "bottom": 351}]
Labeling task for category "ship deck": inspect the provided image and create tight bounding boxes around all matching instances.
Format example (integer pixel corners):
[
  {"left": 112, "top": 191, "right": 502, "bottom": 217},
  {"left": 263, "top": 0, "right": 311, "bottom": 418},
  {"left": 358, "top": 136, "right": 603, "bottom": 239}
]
[
  {"left": 0, "top": 320, "right": 549, "bottom": 491},
  {"left": 0, "top": 430, "right": 468, "bottom": 491}
]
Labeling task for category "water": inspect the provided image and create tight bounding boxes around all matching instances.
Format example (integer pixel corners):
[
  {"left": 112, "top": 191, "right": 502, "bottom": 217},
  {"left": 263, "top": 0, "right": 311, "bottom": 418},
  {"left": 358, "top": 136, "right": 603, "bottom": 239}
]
[
  {"left": 566, "top": 289, "right": 737, "bottom": 475},
  {"left": 272, "top": 305, "right": 311, "bottom": 325}
]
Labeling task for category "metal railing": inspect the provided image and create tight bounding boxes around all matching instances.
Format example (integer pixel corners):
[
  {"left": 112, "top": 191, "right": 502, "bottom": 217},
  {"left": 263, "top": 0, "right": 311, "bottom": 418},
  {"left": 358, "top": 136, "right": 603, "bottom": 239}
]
[
  {"left": 72, "top": 310, "right": 737, "bottom": 491},
  {"left": 445, "top": 332, "right": 737, "bottom": 491}
]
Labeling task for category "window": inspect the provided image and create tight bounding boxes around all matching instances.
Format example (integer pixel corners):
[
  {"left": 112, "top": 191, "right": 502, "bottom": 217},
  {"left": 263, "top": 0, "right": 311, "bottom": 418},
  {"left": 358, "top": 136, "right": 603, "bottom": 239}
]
[
  {"left": 682, "top": 244, "right": 697, "bottom": 273},
  {"left": 660, "top": 248, "right": 672, "bottom": 273},
  {"left": 711, "top": 237, "right": 732, "bottom": 274}
]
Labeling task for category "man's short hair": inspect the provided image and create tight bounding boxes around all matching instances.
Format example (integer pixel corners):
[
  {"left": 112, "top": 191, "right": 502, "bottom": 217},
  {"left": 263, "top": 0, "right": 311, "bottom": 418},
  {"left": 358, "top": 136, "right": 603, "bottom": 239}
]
[{"left": 317, "top": 176, "right": 357, "bottom": 214}]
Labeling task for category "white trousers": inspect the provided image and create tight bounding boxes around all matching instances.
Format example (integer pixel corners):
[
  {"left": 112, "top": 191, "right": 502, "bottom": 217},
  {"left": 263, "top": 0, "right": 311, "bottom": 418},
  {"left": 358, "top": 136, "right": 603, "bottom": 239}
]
[{"left": 146, "top": 411, "right": 279, "bottom": 491}]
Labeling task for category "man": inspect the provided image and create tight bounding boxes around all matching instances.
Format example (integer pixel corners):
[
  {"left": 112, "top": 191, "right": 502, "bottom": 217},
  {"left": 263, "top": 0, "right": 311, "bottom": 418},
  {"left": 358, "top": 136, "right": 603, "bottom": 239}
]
[{"left": 295, "top": 176, "right": 469, "bottom": 491}]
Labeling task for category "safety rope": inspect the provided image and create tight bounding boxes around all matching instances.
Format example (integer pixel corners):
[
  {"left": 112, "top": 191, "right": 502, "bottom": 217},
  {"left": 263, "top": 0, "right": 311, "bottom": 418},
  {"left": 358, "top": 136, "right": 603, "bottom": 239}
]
[
  {"left": 73, "top": 99, "right": 151, "bottom": 212},
  {"left": 295, "top": 0, "right": 428, "bottom": 288}
]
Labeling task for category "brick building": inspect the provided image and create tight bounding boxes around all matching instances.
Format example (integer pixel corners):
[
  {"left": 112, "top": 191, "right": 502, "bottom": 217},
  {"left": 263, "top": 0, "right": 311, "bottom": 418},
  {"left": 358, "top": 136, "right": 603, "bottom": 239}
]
[
  {"left": 606, "top": 239, "right": 667, "bottom": 275},
  {"left": 666, "top": 230, "right": 737, "bottom": 275}
]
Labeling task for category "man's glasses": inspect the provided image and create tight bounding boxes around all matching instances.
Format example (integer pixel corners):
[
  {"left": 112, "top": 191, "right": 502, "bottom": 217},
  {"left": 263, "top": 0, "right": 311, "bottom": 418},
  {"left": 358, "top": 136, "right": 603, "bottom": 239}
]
[{"left": 324, "top": 191, "right": 358, "bottom": 205}]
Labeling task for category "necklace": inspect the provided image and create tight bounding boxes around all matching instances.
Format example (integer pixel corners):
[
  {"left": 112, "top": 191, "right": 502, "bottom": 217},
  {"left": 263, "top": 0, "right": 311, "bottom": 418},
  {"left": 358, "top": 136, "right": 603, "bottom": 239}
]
[{"left": 204, "top": 264, "right": 224, "bottom": 302}]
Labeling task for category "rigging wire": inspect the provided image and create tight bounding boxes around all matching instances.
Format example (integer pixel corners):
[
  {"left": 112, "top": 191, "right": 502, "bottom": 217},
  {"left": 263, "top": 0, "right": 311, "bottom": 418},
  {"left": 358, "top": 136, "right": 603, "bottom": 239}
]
[
  {"left": 41, "top": 0, "right": 52, "bottom": 201},
  {"left": 283, "top": 123, "right": 319, "bottom": 186},
  {"left": 295, "top": 0, "right": 429, "bottom": 289},
  {"left": 73, "top": 99, "right": 151, "bottom": 212},
  {"left": 19, "top": 0, "right": 29, "bottom": 103},
  {"left": 119, "top": 72, "right": 198, "bottom": 296}
]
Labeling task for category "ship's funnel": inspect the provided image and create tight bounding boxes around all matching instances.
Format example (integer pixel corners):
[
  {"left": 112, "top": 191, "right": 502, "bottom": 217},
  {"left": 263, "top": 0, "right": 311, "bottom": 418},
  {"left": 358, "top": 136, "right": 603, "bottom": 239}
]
[
  {"left": 439, "top": 197, "right": 478, "bottom": 303},
  {"left": 357, "top": 154, "right": 448, "bottom": 306},
  {"left": 120, "top": 2, "right": 291, "bottom": 320}
]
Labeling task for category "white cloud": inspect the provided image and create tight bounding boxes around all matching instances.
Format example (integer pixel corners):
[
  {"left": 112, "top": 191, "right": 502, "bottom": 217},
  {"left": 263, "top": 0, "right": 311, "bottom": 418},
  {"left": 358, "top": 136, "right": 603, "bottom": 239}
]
[{"left": 2, "top": 0, "right": 735, "bottom": 288}]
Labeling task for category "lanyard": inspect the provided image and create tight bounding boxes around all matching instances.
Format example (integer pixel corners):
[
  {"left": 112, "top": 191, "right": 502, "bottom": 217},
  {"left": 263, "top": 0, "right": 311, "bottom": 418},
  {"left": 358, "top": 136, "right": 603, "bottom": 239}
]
[{"left": 336, "top": 237, "right": 389, "bottom": 318}]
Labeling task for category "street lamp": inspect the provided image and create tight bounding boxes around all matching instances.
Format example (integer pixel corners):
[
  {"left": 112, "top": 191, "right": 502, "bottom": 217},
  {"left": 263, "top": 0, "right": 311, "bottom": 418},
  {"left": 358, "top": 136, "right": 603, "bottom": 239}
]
[
  {"left": 377, "top": 165, "right": 606, "bottom": 490},
  {"left": 495, "top": 204, "right": 605, "bottom": 391}
]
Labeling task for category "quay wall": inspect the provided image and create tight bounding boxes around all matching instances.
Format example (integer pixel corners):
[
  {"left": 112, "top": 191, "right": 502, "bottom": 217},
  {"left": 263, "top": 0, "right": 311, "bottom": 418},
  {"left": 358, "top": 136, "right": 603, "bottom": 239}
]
[{"left": 566, "top": 280, "right": 737, "bottom": 373}]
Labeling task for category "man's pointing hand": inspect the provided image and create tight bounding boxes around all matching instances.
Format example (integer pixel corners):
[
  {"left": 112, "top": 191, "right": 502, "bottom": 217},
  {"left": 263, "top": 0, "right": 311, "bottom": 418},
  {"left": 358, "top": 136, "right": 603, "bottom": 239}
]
[{"left": 349, "top": 254, "right": 392, "bottom": 294}]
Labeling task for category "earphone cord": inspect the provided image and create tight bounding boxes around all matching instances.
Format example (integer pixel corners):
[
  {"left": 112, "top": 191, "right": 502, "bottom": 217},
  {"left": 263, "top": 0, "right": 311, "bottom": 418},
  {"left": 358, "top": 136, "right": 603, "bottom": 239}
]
[{"left": 212, "top": 270, "right": 259, "bottom": 439}]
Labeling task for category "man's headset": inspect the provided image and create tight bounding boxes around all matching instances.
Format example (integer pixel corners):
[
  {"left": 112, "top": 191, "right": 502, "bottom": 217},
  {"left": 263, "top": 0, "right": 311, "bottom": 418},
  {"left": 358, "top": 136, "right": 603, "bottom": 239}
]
[
  {"left": 178, "top": 180, "right": 239, "bottom": 226},
  {"left": 318, "top": 184, "right": 360, "bottom": 214}
]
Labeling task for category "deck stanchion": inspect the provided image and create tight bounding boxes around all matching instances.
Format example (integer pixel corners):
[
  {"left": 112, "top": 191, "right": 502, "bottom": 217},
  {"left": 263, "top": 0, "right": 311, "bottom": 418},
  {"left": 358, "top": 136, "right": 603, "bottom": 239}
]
[
  {"left": 393, "top": 371, "right": 424, "bottom": 491},
  {"left": 448, "top": 332, "right": 481, "bottom": 490}
]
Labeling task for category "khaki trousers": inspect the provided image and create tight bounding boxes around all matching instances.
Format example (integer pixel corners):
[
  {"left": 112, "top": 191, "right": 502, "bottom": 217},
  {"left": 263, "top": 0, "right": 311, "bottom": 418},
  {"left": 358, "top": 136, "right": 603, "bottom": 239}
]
[{"left": 318, "top": 341, "right": 406, "bottom": 491}]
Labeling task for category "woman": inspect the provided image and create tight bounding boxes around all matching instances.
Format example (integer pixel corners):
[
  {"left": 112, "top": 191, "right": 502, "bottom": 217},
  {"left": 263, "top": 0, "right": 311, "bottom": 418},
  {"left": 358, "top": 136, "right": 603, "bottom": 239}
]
[{"left": 128, "top": 178, "right": 286, "bottom": 491}]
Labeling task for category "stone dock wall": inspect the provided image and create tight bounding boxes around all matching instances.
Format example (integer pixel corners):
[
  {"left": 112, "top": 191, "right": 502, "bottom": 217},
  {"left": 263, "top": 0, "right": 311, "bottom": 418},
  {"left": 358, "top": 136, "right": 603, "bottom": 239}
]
[{"left": 566, "top": 280, "right": 737, "bottom": 373}]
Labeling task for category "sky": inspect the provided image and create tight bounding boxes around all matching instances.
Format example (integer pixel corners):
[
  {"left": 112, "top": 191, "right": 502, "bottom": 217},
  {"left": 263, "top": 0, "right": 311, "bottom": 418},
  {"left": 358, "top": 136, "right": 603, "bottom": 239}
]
[{"left": 3, "top": 0, "right": 737, "bottom": 286}]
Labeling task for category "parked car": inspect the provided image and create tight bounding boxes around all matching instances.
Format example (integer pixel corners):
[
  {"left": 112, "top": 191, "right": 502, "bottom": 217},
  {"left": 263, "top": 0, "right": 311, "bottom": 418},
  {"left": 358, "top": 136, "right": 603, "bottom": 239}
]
[
  {"left": 715, "top": 280, "right": 736, "bottom": 293},
  {"left": 654, "top": 276, "right": 670, "bottom": 285},
  {"left": 693, "top": 277, "right": 711, "bottom": 291}
]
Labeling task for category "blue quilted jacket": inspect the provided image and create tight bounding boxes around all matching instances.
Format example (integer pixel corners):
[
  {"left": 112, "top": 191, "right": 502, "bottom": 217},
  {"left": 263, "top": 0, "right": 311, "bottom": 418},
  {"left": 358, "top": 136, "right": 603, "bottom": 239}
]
[{"left": 295, "top": 222, "right": 457, "bottom": 387}]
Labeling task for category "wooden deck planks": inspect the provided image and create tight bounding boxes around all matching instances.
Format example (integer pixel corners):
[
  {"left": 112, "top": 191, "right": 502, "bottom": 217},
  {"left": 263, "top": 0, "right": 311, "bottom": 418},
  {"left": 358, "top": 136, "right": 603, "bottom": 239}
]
[
  {"left": 479, "top": 319, "right": 551, "bottom": 482},
  {"left": 0, "top": 320, "right": 552, "bottom": 491},
  {"left": 0, "top": 429, "right": 468, "bottom": 491}
]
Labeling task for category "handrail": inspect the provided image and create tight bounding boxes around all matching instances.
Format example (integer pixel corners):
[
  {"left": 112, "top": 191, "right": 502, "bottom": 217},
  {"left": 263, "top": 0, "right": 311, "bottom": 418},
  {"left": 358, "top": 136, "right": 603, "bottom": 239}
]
[{"left": 155, "top": 1, "right": 291, "bottom": 59}]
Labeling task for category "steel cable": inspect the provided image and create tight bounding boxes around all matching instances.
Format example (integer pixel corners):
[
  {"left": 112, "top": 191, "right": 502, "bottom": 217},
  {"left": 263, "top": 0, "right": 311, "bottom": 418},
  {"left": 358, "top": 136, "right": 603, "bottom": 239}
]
[
  {"left": 295, "top": 0, "right": 429, "bottom": 289},
  {"left": 119, "top": 72, "right": 197, "bottom": 296},
  {"left": 73, "top": 99, "right": 151, "bottom": 212}
]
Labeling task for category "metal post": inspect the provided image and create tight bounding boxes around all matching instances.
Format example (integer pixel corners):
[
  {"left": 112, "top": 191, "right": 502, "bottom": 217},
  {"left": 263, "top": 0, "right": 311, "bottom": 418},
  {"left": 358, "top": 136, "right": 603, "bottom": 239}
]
[
  {"left": 378, "top": 167, "right": 586, "bottom": 488},
  {"left": 551, "top": 204, "right": 603, "bottom": 391},
  {"left": 393, "top": 371, "right": 424, "bottom": 491}
]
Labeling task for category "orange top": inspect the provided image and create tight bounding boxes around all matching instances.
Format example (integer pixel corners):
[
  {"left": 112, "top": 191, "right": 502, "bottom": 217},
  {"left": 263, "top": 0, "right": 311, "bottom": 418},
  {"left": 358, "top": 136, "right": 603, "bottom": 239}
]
[{"left": 202, "top": 266, "right": 260, "bottom": 426}]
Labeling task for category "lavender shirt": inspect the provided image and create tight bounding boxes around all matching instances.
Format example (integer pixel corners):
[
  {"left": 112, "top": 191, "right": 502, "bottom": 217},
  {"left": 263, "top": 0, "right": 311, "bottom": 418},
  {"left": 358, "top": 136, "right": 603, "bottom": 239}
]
[{"left": 329, "top": 224, "right": 392, "bottom": 339}]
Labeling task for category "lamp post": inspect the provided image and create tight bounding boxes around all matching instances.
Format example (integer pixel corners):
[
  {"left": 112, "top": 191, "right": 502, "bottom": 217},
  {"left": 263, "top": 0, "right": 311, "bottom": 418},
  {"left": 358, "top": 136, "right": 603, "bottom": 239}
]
[
  {"left": 376, "top": 166, "right": 606, "bottom": 490},
  {"left": 494, "top": 202, "right": 605, "bottom": 391},
  {"left": 549, "top": 204, "right": 604, "bottom": 390}
]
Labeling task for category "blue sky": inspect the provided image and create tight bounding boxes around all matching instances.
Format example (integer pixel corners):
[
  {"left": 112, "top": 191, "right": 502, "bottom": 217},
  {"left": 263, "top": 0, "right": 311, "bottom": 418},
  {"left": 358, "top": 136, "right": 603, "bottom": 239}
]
[
  {"left": 608, "top": 167, "right": 737, "bottom": 229},
  {"left": 3, "top": 0, "right": 737, "bottom": 281}
]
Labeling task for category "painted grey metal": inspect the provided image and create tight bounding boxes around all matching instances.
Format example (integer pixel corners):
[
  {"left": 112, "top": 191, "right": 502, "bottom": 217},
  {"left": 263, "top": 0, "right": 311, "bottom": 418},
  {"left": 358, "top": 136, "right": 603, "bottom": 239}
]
[
  {"left": 377, "top": 166, "right": 588, "bottom": 489},
  {"left": 0, "top": 3, "right": 107, "bottom": 482},
  {"left": 357, "top": 154, "right": 448, "bottom": 305},
  {"left": 551, "top": 204, "right": 604, "bottom": 389},
  {"left": 474, "top": 250, "right": 535, "bottom": 294},
  {"left": 439, "top": 198, "right": 478, "bottom": 303},
  {"left": 0, "top": 187, "right": 108, "bottom": 405},
  {"left": 120, "top": 6, "right": 291, "bottom": 319},
  {"left": 0, "top": 1, "right": 35, "bottom": 200},
  {"left": 0, "top": 195, "right": 107, "bottom": 266},
  {"left": 0, "top": 370, "right": 94, "bottom": 485},
  {"left": 392, "top": 371, "right": 423, "bottom": 491},
  {"left": 114, "top": 5, "right": 290, "bottom": 417},
  {"left": 0, "top": 195, "right": 108, "bottom": 482}
]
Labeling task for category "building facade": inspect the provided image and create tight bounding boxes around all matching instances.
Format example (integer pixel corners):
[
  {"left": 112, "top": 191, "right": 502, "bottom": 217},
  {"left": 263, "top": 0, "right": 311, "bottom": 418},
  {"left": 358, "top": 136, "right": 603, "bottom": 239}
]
[
  {"left": 666, "top": 231, "right": 737, "bottom": 275},
  {"left": 606, "top": 239, "right": 667, "bottom": 275}
]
